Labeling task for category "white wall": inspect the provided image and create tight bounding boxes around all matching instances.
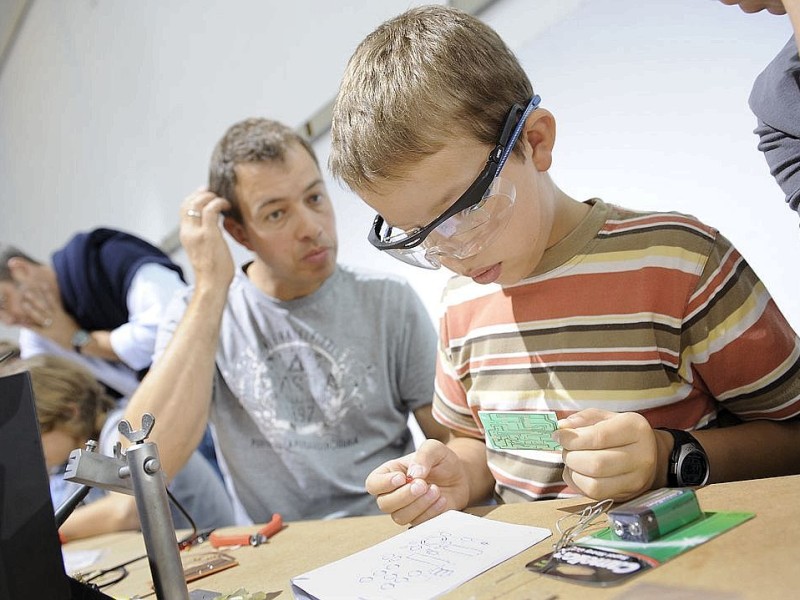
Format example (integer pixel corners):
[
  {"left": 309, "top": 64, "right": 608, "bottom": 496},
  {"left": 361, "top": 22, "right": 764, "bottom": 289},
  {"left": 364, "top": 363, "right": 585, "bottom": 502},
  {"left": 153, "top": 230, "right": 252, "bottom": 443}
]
[
  {"left": 323, "top": 0, "right": 800, "bottom": 332},
  {"left": 0, "top": 0, "right": 438, "bottom": 251},
  {"left": 517, "top": 0, "right": 800, "bottom": 332},
  {"left": 2, "top": 0, "right": 798, "bottom": 345}
]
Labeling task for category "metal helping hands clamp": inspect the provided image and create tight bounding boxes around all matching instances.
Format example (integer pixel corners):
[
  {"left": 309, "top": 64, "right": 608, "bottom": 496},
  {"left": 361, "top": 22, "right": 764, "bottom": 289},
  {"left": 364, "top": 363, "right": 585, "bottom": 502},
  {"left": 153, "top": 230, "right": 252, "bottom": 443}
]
[{"left": 64, "top": 413, "right": 190, "bottom": 600}]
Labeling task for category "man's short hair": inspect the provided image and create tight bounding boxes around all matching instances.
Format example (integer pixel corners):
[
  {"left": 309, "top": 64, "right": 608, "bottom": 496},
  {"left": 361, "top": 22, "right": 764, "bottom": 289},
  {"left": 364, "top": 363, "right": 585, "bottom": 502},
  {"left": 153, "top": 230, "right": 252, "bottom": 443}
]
[
  {"left": 329, "top": 5, "right": 533, "bottom": 193},
  {"left": 0, "top": 244, "right": 39, "bottom": 282},
  {"left": 208, "top": 118, "right": 319, "bottom": 222}
]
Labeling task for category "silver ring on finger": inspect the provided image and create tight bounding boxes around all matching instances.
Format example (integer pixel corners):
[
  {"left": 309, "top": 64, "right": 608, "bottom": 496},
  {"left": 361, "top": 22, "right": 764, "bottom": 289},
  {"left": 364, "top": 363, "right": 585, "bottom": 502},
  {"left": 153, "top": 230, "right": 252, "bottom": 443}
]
[{"left": 186, "top": 209, "right": 202, "bottom": 219}]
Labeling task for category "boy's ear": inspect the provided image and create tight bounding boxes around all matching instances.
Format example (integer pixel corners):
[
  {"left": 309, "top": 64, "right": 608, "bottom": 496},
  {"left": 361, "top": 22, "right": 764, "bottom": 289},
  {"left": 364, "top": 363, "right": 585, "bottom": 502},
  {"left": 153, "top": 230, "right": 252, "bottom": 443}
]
[
  {"left": 522, "top": 109, "right": 556, "bottom": 172},
  {"left": 223, "top": 215, "right": 254, "bottom": 251},
  {"left": 62, "top": 403, "right": 81, "bottom": 426}
]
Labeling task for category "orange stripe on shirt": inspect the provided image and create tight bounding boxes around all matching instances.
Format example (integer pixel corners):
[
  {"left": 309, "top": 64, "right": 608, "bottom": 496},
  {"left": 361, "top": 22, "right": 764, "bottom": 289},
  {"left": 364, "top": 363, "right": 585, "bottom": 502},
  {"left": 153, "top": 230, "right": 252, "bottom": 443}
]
[
  {"left": 445, "top": 270, "right": 694, "bottom": 342},
  {"left": 700, "top": 300, "right": 800, "bottom": 394},
  {"left": 461, "top": 348, "right": 677, "bottom": 374},
  {"left": 602, "top": 213, "right": 716, "bottom": 237}
]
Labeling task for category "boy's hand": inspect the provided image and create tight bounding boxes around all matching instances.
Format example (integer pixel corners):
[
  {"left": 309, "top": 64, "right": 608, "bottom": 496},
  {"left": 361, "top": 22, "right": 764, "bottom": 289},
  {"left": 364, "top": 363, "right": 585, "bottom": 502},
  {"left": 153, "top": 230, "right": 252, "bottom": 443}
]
[
  {"left": 365, "top": 439, "right": 470, "bottom": 526},
  {"left": 554, "top": 408, "right": 664, "bottom": 502}
]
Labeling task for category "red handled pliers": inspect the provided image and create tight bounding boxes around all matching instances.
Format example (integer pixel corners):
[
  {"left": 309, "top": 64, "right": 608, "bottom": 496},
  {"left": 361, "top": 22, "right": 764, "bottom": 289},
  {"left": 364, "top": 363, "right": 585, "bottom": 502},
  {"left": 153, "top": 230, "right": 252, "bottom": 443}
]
[{"left": 209, "top": 513, "right": 284, "bottom": 548}]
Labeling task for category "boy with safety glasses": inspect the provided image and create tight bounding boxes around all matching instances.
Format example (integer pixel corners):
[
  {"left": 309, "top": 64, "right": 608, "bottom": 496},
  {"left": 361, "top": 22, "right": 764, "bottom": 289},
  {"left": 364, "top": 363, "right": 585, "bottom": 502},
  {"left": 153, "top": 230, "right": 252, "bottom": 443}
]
[{"left": 329, "top": 5, "right": 800, "bottom": 526}]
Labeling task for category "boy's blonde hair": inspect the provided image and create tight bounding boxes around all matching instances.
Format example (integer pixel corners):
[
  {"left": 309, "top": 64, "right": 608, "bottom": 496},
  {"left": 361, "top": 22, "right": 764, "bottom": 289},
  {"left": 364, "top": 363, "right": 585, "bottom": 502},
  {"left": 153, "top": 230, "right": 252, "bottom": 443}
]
[
  {"left": 330, "top": 5, "right": 533, "bottom": 193},
  {"left": 1, "top": 354, "right": 114, "bottom": 439}
]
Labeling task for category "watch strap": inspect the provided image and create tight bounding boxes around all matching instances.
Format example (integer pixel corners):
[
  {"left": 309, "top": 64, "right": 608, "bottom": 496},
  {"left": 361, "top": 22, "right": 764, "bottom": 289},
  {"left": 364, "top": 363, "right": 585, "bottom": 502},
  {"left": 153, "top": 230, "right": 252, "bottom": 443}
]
[{"left": 656, "top": 427, "right": 708, "bottom": 487}]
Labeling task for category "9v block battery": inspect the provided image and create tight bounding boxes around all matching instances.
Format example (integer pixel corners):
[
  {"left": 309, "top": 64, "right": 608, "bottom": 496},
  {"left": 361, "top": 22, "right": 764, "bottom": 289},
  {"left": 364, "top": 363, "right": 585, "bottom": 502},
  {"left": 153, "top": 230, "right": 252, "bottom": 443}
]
[{"left": 609, "top": 487, "right": 702, "bottom": 542}]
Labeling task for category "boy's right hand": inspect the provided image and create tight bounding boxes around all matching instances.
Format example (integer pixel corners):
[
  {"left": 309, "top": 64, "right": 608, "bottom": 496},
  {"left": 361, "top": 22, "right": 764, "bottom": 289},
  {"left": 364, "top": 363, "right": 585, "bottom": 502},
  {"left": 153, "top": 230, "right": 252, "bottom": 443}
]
[{"left": 365, "top": 439, "right": 470, "bottom": 526}]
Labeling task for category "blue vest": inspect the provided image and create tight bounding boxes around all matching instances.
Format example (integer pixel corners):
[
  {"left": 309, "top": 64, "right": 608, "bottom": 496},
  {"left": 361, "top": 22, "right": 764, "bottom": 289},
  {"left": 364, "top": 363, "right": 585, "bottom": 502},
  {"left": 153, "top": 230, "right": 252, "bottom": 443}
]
[{"left": 52, "top": 228, "right": 184, "bottom": 332}]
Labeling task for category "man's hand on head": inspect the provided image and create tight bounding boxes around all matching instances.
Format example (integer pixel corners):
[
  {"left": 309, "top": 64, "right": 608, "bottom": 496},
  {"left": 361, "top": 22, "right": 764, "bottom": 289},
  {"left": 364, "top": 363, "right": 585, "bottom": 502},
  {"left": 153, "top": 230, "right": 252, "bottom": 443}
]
[{"left": 179, "top": 188, "right": 235, "bottom": 292}]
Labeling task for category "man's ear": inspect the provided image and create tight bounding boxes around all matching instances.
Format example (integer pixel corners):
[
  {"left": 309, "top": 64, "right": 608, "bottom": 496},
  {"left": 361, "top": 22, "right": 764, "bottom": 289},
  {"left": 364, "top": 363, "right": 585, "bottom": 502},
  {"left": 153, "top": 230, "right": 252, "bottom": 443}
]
[
  {"left": 521, "top": 108, "right": 556, "bottom": 172},
  {"left": 223, "top": 215, "right": 254, "bottom": 251}
]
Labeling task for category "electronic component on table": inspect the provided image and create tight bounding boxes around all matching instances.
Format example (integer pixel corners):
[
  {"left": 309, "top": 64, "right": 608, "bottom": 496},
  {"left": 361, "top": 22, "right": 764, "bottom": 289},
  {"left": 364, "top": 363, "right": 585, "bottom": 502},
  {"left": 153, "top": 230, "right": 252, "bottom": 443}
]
[{"left": 608, "top": 487, "right": 703, "bottom": 543}]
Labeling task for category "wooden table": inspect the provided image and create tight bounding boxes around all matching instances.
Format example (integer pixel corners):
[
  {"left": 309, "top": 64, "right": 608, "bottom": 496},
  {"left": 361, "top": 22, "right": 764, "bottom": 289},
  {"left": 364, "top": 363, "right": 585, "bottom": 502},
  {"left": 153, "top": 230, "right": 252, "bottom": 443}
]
[{"left": 64, "top": 474, "right": 800, "bottom": 599}]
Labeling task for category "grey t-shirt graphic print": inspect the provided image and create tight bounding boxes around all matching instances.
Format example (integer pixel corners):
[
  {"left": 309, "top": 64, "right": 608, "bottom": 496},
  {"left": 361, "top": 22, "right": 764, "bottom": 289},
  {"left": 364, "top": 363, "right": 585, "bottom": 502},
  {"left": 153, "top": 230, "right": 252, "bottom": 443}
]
[{"left": 157, "top": 265, "right": 437, "bottom": 522}]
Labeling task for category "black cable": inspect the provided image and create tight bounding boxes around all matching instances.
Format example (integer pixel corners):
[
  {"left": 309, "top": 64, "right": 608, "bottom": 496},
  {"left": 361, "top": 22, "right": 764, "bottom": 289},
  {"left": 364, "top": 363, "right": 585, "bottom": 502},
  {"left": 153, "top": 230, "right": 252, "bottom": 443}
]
[
  {"left": 82, "top": 552, "right": 145, "bottom": 589},
  {"left": 166, "top": 486, "right": 199, "bottom": 548},
  {"left": 71, "top": 484, "right": 200, "bottom": 590},
  {"left": 55, "top": 483, "right": 91, "bottom": 527}
]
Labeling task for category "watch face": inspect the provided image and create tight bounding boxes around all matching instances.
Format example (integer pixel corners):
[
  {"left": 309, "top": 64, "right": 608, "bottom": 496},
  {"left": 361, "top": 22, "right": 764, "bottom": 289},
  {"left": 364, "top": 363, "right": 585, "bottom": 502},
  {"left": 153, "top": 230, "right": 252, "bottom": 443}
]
[
  {"left": 72, "top": 329, "right": 90, "bottom": 348},
  {"left": 679, "top": 451, "right": 708, "bottom": 486}
]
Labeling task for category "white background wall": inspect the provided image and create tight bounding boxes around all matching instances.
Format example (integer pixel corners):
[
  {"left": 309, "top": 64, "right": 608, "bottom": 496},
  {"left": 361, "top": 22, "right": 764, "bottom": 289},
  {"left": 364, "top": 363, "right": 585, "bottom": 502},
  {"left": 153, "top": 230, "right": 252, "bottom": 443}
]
[{"left": 2, "top": 0, "right": 798, "bottom": 344}]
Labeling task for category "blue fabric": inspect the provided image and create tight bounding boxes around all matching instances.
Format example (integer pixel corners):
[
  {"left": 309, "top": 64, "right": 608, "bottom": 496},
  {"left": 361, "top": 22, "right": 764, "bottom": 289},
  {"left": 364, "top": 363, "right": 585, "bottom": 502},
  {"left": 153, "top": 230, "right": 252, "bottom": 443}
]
[{"left": 51, "top": 228, "right": 184, "bottom": 332}]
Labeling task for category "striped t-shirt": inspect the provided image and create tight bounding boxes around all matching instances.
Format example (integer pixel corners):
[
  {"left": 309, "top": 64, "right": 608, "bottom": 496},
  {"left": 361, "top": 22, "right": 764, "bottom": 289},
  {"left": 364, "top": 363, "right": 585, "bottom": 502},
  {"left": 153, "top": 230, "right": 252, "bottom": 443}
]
[{"left": 433, "top": 199, "right": 800, "bottom": 503}]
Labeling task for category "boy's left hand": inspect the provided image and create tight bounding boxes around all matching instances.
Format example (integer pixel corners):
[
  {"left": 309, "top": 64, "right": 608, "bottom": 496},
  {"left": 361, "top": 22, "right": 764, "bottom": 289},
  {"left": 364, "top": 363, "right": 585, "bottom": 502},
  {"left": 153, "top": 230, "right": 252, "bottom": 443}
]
[{"left": 553, "top": 408, "right": 663, "bottom": 502}]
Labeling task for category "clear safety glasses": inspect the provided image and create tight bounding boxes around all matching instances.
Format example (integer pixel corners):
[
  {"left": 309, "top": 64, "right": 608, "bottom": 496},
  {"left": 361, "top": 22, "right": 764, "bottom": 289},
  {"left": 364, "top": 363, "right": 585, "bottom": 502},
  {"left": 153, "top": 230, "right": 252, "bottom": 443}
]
[{"left": 367, "top": 95, "right": 541, "bottom": 269}]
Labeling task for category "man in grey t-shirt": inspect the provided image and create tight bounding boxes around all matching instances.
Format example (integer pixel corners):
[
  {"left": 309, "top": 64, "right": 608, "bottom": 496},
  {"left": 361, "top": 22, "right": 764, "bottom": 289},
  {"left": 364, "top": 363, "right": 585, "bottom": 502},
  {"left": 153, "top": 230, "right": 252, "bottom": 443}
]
[{"left": 124, "top": 118, "right": 448, "bottom": 524}]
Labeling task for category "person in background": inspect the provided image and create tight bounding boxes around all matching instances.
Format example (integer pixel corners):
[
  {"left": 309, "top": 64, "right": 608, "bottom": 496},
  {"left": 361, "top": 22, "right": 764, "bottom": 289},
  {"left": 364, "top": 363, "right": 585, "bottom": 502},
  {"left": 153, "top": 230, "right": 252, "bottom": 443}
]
[
  {"left": 719, "top": 0, "right": 800, "bottom": 217},
  {"left": 328, "top": 5, "right": 800, "bottom": 526},
  {"left": 0, "top": 354, "right": 234, "bottom": 541},
  {"left": 0, "top": 230, "right": 186, "bottom": 398},
  {"left": 123, "top": 117, "right": 449, "bottom": 524},
  {"left": 0, "top": 230, "right": 221, "bottom": 476}
]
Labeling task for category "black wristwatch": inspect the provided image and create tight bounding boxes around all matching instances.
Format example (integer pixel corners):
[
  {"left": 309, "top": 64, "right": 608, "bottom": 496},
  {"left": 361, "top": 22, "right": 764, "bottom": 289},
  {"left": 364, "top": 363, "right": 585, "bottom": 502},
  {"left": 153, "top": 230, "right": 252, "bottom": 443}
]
[
  {"left": 657, "top": 428, "right": 710, "bottom": 487},
  {"left": 71, "top": 329, "right": 91, "bottom": 354}
]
